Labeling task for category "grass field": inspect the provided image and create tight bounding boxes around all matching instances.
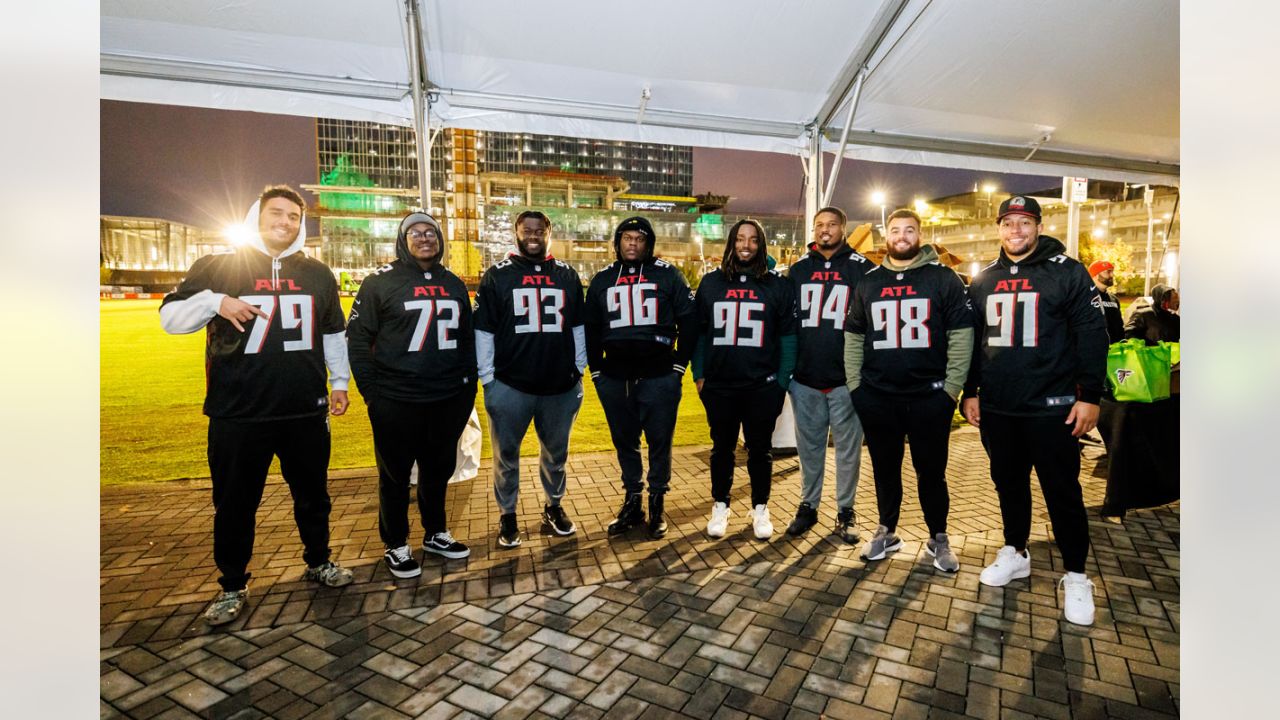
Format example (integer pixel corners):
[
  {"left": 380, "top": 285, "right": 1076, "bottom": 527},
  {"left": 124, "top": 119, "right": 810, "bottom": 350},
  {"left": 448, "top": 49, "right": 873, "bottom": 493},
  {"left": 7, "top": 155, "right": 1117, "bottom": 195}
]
[{"left": 101, "top": 299, "right": 710, "bottom": 485}]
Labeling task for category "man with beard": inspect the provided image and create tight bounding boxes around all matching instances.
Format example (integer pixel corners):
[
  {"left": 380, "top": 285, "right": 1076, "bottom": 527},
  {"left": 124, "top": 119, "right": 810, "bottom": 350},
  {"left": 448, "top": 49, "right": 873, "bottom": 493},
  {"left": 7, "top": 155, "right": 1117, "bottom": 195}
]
[
  {"left": 785, "top": 207, "right": 870, "bottom": 542},
  {"left": 347, "top": 212, "right": 477, "bottom": 578},
  {"left": 1088, "top": 261, "right": 1125, "bottom": 343},
  {"left": 475, "top": 210, "right": 586, "bottom": 547},
  {"left": 161, "top": 185, "right": 354, "bottom": 626},
  {"left": 962, "top": 195, "right": 1108, "bottom": 626},
  {"left": 692, "top": 219, "right": 797, "bottom": 540},
  {"left": 844, "top": 209, "right": 972, "bottom": 572},
  {"left": 586, "top": 217, "right": 697, "bottom": 539}
]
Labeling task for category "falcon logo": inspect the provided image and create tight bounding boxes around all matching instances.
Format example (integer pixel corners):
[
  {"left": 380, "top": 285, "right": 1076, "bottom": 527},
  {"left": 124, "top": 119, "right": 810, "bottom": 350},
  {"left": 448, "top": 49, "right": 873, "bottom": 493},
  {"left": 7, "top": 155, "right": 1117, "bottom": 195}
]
[
  {"left": 1010, "top": 196, "right": 1026, "bottom": 208},
  {"left": 1115, "top": 368, "right": 1134, "bottom": 384},
  {"left": 1091, "top": 294, "right": 1102, "bottom": 308}
]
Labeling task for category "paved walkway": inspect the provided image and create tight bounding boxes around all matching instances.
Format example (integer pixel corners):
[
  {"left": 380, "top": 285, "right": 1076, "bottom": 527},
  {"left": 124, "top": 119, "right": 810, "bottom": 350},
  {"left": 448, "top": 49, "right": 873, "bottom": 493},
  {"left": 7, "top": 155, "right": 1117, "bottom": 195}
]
[{"left": 101, "top": 429, "right": 1180, "bottom": 719}]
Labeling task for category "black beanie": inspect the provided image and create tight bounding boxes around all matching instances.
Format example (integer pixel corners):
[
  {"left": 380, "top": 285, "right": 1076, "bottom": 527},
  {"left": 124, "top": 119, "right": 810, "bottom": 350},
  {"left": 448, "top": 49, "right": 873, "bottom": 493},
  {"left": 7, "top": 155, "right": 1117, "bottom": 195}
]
[{"left": 613, "top": 216, "right": 655, "bottom": 261}]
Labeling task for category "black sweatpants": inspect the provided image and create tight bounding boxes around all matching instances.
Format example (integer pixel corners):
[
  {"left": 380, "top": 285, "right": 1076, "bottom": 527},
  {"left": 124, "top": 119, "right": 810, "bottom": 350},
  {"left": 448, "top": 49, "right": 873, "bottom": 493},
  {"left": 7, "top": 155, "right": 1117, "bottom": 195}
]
[
  {"left": 699, "top": 382, "right": 786, "bottom": 507},
  {"left": 208, "top": 414, "right": 333, "bottom": 592},
  {"left": 851, "top": 385, "right": 954, "bottom": 536},
  {"left": 979, "top": 410, "right": 1091, "bottom": 573},
  {"left": 594, "top": 373, "right": 682, "bottom": 495},
  {"left": 368, "top": 387, "right": 476, "bottom": 548}
]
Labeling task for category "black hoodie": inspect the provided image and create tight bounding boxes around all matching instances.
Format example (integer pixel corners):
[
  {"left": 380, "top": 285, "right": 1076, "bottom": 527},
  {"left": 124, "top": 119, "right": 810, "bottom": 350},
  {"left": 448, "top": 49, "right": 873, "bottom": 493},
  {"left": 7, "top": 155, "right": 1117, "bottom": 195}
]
[
  {"left": 1124, "top": 284, "right": 1179, "bottom": 344},
  {"left": 584, "top": 221, "right": 697, "bottom": 379},
  {"left": 345, "top": 217, "right": 477, "bottom": 403},
  {"left": 963, "top": 235, "right": 1108, "bottom": 415},
  {"left": 787, "top": 242, "right": 871, "bottom": 389}
]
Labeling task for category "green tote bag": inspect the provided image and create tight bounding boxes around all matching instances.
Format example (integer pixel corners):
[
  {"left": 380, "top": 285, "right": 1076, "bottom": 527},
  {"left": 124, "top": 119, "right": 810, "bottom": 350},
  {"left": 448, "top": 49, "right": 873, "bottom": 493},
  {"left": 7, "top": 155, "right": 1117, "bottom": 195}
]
[{"left": 1106, "top": 339, "right": 1172, "bottom": 403}]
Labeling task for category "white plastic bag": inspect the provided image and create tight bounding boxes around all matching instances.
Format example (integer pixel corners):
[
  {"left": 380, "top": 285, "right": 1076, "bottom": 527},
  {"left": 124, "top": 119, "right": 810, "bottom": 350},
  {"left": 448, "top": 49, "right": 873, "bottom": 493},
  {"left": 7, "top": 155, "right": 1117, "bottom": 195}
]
[{"left": 409, "top": 409, "right": 484, "bottom": 485}]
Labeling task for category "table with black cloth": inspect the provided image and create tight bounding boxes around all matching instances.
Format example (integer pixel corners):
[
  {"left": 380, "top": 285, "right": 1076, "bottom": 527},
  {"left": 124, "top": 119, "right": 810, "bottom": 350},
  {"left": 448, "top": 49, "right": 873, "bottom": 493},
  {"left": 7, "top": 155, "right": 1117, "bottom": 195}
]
[{"left": 1097, "top": 390, "right": 1179, "bottom": 517}]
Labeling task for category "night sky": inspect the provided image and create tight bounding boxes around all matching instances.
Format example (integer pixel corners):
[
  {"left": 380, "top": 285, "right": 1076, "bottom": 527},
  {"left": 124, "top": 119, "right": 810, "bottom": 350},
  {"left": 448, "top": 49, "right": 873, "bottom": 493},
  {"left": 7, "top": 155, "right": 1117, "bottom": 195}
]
[{"left": 101, "top": 100, "right": 1056, "bottom": 229}]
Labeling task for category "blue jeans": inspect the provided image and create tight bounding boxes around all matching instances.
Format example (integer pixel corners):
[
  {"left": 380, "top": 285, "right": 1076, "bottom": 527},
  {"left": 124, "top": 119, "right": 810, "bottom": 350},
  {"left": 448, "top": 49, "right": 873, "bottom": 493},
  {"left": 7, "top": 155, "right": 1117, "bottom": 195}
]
[
  {"left": 789, "top": 380, "right": 864, "bottom": 511},
  {"left": 594, "top": 373, "right": 682, "bottom": 494},
  {"left": 483, "top": 378, "right": 583, "bottom": 514}
]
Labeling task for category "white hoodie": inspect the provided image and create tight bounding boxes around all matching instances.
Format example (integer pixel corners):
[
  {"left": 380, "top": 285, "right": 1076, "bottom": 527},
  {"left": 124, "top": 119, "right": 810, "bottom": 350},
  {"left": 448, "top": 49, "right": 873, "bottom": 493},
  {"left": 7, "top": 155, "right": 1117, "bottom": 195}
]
[{"left": 159, "top": 198, "right": 349, "bottom": 390}]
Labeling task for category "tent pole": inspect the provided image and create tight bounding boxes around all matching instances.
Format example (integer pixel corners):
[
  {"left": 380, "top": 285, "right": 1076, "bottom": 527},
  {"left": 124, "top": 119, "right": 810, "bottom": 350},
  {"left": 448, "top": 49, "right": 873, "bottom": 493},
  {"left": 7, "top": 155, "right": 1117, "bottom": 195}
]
[
  {"left": 405, "top": 0, "right": 431, "bottom": 212},
  {"left": 821, "top": 69, "right": 865, "bottom": 207},
  {"left": 804, "top": 128, "right": 821, "bottom": 243}
]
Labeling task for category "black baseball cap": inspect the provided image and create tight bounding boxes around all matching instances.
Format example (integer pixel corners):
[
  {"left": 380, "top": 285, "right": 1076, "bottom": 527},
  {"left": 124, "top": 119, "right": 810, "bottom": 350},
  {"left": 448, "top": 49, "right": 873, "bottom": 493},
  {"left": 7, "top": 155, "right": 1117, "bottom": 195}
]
[{"left": 997, "top": 196, "right": 1041, "bottom": 222}]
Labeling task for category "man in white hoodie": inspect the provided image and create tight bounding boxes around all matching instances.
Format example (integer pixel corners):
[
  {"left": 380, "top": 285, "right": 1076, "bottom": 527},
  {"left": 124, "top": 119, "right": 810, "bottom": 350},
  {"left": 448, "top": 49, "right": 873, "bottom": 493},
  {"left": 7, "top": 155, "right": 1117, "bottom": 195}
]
[{"left": 160, "top": 185, "right": 354, "bottom": 626}]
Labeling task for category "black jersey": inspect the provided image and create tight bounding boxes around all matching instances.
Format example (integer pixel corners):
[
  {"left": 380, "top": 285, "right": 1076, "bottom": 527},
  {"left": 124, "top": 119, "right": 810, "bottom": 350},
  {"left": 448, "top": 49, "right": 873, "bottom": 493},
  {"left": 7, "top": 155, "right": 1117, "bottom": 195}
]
[
  {"left": 585, "top": 258, "right": 697, "bottom": 379},
  {"left": 346, "top": 260, "right": 476, "bottom": 403},
  {"left": 474, "top": 253, "right": 585, "bottom": 395},
  {"left": 845, "top": 257, "right": 971, "bottom": 395},
  {"left": 964, "top": 236, "right": 1108, "bottom": 416},
  {"left": 694, "top": 268, "right": 797, "bottom": 390},
  {"left": 160, "top": 246, "right": 345, "bottom": 420},
  {"left": 1098, "top": 289, "right": 1124, "bottom": 343},
  {"left": 788, "top": 243, "right": 871, "bottom": 389}
]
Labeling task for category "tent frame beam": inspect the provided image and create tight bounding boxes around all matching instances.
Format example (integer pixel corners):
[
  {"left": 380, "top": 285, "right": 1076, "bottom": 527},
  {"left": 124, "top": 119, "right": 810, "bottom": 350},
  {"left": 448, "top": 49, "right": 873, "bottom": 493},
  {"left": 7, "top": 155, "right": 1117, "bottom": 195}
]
[
  {"left": 820, "top": 127, "right": 1180, "bottom": 177},
  {"left": 100, "top": 53, "right": 410, "bottom": 102},
  {"left": 436, "top": 88, "right": 805, "bottom": 139},
  {"left": 813, "top": 0, "right": 910, "bottom": 129}
]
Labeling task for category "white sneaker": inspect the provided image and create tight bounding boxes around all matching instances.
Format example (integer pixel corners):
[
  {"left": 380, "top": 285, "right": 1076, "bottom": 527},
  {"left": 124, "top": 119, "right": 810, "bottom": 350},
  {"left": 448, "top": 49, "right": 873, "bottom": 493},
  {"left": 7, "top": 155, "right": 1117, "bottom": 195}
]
[
  {"left": 706, "top": 502, "right": 730, "bottom": 538},
  {"left": 979, "top": 545, "right": 1032, "bottom": 587},
  {"left": 1060, "top": 573, "right": 1096, "bottom": 626},
  {"left": 751, "top": 504, "right": 773, "bottom": 539}
]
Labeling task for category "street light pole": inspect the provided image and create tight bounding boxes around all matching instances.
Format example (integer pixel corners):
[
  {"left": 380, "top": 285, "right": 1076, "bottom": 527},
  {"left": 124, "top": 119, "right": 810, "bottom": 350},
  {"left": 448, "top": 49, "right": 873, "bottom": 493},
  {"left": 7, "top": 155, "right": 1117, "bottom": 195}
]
[{"left": 870, "top": 190, "right": 887, "bottom": 232}]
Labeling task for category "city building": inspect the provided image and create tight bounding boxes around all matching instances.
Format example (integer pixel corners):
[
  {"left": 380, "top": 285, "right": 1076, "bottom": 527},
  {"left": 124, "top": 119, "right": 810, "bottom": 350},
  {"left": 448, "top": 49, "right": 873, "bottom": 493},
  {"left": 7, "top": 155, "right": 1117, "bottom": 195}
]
[
  {"left": 310, "top": 120, "right": 695, "bottom": 283},
  {"left": 913, "top": 185, "right": 1180, "bottom": 291}
]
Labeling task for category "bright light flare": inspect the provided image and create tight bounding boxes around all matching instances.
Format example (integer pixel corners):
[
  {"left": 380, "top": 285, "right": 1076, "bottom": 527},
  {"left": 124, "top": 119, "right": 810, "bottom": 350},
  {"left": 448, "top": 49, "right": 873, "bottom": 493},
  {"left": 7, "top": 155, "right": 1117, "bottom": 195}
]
[
  {"left": 870, "top": 190, "right": 886, "bottom": 206},
  {"left": 223, "top": 224, "right": 257, "bottom": 247}
]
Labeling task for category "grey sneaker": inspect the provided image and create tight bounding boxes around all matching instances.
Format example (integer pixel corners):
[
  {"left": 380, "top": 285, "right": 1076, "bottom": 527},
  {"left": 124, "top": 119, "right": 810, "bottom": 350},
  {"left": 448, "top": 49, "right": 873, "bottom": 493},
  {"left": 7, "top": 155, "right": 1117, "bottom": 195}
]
[
  {"left": 860, "top": 525, "right": 902, "bottom": 561},
  {"left": 304, "top": 561, "right": 354, "bottom": 587},
  {"left": 835, "top": 507, "right": 860, "bottom": 544},
  {"left": 203, "top": 589, "right": 248, "bottom": 626},
  {"left": 926, "top": 533, "right": 960, "bottom": 573}
]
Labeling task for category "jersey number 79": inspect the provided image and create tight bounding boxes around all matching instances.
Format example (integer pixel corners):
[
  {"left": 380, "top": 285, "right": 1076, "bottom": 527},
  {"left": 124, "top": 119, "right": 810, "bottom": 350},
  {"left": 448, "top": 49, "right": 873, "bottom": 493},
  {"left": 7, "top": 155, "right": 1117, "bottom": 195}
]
[{"left": 240, "top": 295, "right": 313, "bottom": 354}]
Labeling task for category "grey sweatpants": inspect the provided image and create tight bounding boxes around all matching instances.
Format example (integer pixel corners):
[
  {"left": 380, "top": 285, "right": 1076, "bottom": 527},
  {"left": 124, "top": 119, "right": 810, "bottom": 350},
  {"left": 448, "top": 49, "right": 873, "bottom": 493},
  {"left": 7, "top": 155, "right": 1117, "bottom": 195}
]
[
  {"left": 788, "top": 379, "right": 863, "bottom": 511},
  {"left": 483, "top": 378, "right": 583, "bottom": 514}
]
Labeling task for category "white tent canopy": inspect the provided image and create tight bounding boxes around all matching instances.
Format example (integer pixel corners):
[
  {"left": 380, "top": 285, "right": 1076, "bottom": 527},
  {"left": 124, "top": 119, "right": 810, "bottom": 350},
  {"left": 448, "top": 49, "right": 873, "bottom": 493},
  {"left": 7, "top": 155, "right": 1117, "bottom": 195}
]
[{"left": 101, "top": 0, "right": 1178, "bottom": 186}]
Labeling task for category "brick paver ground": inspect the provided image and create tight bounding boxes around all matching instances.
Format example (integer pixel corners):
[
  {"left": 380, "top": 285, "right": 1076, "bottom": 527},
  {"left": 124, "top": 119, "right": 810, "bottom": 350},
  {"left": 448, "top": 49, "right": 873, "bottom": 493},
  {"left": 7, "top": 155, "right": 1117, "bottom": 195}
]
[{"left": 101, "top": 428, "right": 1179, "bottom": 719}]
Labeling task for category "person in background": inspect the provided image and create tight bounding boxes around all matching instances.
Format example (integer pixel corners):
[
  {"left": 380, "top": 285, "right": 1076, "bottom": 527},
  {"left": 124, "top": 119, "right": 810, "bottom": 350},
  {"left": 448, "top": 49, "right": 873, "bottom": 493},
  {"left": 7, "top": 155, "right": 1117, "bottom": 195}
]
[
  {"left": 1125, "top": 284, "right": 1179, "bottom": 344},
  {"left": 1089, "top": 261, "right": 1125, "bottom": 343}
]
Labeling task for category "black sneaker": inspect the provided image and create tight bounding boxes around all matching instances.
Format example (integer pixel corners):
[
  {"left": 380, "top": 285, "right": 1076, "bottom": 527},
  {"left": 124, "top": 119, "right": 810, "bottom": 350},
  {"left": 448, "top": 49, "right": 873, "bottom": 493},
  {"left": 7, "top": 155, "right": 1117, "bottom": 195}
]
[
  {"left": 423, "top": 531, "right": 471, "bottom": 559},
  {"left": 647, "top": 493, "right": 667, "bottom": 539},
  {"left": 542, "top": 504, "right": 576, "bottom": 536},
  {"left": 498, "top": 513, "right": 521, "bottom": 548},
  {"left": 384, "top": 545, "right": 421, "bottom": 578},
  {"left": 607, "top": 493, "right": 645, "bottom": 536},
  {"left": 786, "top": 502, "right": 819, "bottom": 536},
  {"left": 835, "top": 507, "right": 860, "bottom": 544}
]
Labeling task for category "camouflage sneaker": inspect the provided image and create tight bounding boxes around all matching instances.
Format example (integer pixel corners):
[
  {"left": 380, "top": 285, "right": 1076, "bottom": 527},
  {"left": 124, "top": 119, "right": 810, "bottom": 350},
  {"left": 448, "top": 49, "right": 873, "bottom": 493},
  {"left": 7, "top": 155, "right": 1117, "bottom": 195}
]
[
  {"left": 834, "top": 507, "right": 860, "bottom": 544},
  {"left": 203, "top": 589, "right": 248, "bottom": 626},
  {"left": 303, "top": 561, "right": 354, "bottom": 587}
]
